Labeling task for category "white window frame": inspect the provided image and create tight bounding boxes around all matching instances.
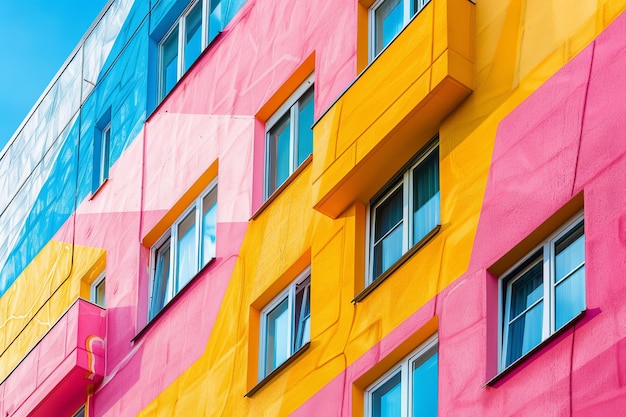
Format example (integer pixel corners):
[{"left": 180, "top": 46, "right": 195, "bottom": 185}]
[
  {"left": 365, "top": 333, "right": 438, "bottom": 417},
  {"left": 158, "top": 0, "right": 228, "bottom": 101},
  {"left": 149, "top": 180, "right": 218, "bottom": 319},
  {"left": 368, "top": 0, "right": 431, "bottom": 61},
  {"left": 258, "top": 266, "right": 311, "bottom": 380},
  {"left": 499, "top": 213, "right": 585, "bottom": 371},
  {"left": 366, "top": 140, "right": 439, "bottom": 284},
  {"left": 264, "top": 73, "right": 315, "bottom": 200},
  {"left": 93, "top": 118, "right": 111, "bottom": 194},
  {"left": 99, "top": 123, "right": 111, "bottom": 185},
  {"left": 91, "top": 271, "right": 106, "bottom": 307}
]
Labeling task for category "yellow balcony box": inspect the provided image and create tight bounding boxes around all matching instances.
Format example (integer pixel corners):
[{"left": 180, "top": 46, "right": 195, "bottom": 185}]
[{"left": 313, "top": 0, "right": 474, "bottom": 218}]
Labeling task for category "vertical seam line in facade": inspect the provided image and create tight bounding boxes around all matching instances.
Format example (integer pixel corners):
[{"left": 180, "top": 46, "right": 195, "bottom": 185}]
[{"left": 570, "top": 41, "right": 595, "bottom": 196}]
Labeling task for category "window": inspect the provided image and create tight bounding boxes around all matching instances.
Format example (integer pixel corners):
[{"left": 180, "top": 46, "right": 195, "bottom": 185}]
[
  {"left": 93, "top": 119, "right": 111, "bottom": 193},
  {"left": 259, "top": 267, "right": 311, "bottom": 380},
  {"left": 149, "top": 182, "right": 218, "bottom": 319},
  {"left": 365, "top": 335, "right": 438, "bottom": 417},
  {"left": 158, "top": 0, "right": 246, "bottom": 101},
  {"left": 264, "top": 75, "right": 314, "bottom": 199},
  {"left": 368, "top": 140, "right": 439, "bottom": 282},
  {"left": 369, "top": 0, "right": 431, "bottom": 60},
  {"left": 91, "top": 272, "right": 106, "bottom": 307},
  {"left": 500, "top": 215, "right": 585, "bottom": 369}
]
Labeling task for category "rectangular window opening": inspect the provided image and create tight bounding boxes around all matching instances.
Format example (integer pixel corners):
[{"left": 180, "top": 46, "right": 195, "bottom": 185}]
[
  {"left": 93, "top": 113, "right": 111, "bottom": 193},
  {"left": 91, "top": 272, "right": 106, "bottom": 308},
  {"left": 259, "top": 267, "right": 311, "bottom": 380},
  {"left": 365, "top": 334, "right": 438, "bottom": 417},
  {"left": 157, "top": 0, "right": 248, "bottom": 103},
  {"left": 369, "top": 0, "right": 431, "bottom": 61},
  {"left": 149, "top": 181, "right": 218, "bottom": 320},
  {"left": 368, "top": 139, "right": 440, "bottom": 283},
  {"left": 264, "top": 74, "right": 315, "bottom": 200},
  {"left": 500, "top": 214, "right": 585, "bottom": 370}
]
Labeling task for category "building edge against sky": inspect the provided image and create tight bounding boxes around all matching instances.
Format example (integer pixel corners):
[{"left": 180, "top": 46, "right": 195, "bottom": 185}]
[{"left": 1, "top": 0, "right": 626, "bottom": 416}]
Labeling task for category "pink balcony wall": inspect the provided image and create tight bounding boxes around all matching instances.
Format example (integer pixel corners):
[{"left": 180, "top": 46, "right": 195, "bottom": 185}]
[{"left": 1, "top": 299, "right": 106, "bottom": 417}]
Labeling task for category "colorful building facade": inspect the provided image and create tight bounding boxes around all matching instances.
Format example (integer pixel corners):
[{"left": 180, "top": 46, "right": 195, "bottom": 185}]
[{"left": 1, "top": 0, "right": 626, "bottom": 415}]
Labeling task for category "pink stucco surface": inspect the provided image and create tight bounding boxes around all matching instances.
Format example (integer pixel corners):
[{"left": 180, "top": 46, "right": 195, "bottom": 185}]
[
  {"left": 37, "top": 1, "right": 359, "bottom": 416},
  {"left": 293, "top": 10, "right": 626, "bottom": 417}
]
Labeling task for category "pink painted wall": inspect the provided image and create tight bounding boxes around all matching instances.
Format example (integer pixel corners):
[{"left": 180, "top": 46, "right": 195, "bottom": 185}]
[
  {"left": 44, "top": 0, "right": 359, "bottom": 415},
  {"left": 293, "top": 10, "right": 626, "bottom": 417}
]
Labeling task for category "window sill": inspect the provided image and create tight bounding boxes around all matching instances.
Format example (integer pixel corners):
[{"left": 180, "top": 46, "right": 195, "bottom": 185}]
[
  {"left": 250, "top": 154, "right": 313, "bottom": 221},
  {"left": 90, "top": 178, "right": 109, "bottom": 200},
  {"left": 484, "top": 309, "right": 586, "bottom": 387},
  {"left": 132, "top": 257, "right": 216, "bottom": 342},
  {"left": 244, "top": 342, "right": 311, "bottom": 397},
  {"left": 353, "top": 225, "right": 441, "bottom": 303}
]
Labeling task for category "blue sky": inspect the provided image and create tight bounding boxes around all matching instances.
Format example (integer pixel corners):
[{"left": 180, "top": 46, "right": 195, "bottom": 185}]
[{"left": 0, "top": 0, "right": 110, "bottom": 153}]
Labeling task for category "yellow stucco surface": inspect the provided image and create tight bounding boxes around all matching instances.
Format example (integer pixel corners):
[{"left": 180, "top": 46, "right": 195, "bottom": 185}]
[
  {"left": 138, "top": 0, "right": 626, "bottom": 414},
  {"left": 313, "top": 0, "right": 475, "bottom": 219}
]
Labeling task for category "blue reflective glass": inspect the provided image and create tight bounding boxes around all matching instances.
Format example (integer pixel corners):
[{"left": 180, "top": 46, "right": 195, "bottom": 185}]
[
  {"left": 297, "top": 88, "right": 314, "bottom": 165},
  {"left": 555, "top": 225, "right": 584, "bottom": 282},
  {"left": 506, "top": 301, "right": 543, "bottom": 366},
  {"left": 161, "top": 27, "right": 179, "bottom": 99},
  {"left": 554, "top": 223, "right": 585, "bottom": 328},
  {"left": 151, "top": 239, "right": 172, "bottom": 319},
  {"left": 372, "top": 371, "right": 402, "bottom": 417},
  {"left": 373, "top": 187, "right": 404, "bottom": 278},
  {"left": 375, "top": 0, "right": 403, "bottom": 55},
  {"left": 266, "top": 298, "right": 289, "bottom": 375},
  {"left": 177, "top": 209, "right": 197, "bottom": 289},
  {"left": 509, "top": 260, "right": 543, "bottom": 319},
  {"left": 412, "top": 351, "right": 438, "bottom": 417},
  {"left": 202, "top": 188, "right": 217, "bottom": 265},
  {"left": 209, "top": 0, "right": 223, "bottom": 42},
  {"left": 267, "top": 114, "right": 291, "bottom": 196},
  {"left": 184, "top": 3, "right": 203, "bottom": 71},
  {"left": 555, "top": 266, "right": 585, "bottom": 329},
  {"left": 412, "top": 149, "right": 439, "bottom": 244}
]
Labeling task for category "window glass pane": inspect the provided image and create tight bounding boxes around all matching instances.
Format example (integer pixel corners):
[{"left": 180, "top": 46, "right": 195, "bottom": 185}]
[
  {"left": 373, "top": 186, "right": 404, "bottom": 278},
  {"left": 412, "top": 0, "right": 431, "bottom": 16},
  {"left": 267, "top": 114, "right": 291, "bottom": 196},
  {"left": 95, "top": 278, "right": 106, "bottom": 307},
  {"left": 294, "top": 276, "right": 311, "bottom": 350},
  {"left": 296, "top": 88, "right": 314, "bottom": 165},
  {"left": 151, "top": 239, "right": 172, "bottom": 318},
  {"left": 209, "top": 0, "right": 223, "bottom": 42},
  {"left": 101, "top": 126, "right": 111, "bottom": 183},
  {"left": 555, "top": 224, "right": 584, "bottom": 283},
  {"left": 412, "top": 149, "right": 439, "bottom": 244},
  {"left": 371, "top": 371, "right": 402, "bottom": 417},
  {"left": 509, "top": 260, "right": 543, "bottom": 320},
  {"left": 412, "top": 349, "right": 438, "bottom": 417},
  {"left": 161, "top": 27, "right": 179, "bottom": 99},
  {"left": 555, "top": 265, "right": 585, "bottom": 329},
  {"left": 554, "top": 223, "right": 585, "bottom": 328},
  {"left": 177, "top": 209, "right": 198, "bottom": 289},
  {"left": 202, "top": 188, "right": 217, "bottom": 265},
  {"left": 184, "top": 3, "right": 203, "bottom": 71},
  {"left": 265, "top": 297, "right": 290, "bottom": 375},
  {"left": 506, "top": 301, "right": 543, "bottom": 366},
  {"left": 375, "top": 0, "right": 403, "bottom": 56}
]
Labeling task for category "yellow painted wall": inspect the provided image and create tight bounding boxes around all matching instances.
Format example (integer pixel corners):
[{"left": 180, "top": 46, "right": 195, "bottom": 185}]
[{"left": 139, "top": 0, "right": 626, "bottom": 415}]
